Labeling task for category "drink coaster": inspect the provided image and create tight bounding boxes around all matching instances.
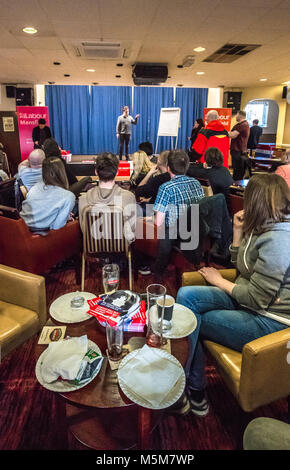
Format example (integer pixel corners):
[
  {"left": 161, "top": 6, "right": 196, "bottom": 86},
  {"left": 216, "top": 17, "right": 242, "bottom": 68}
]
[{"left": 106, "top": 344, "right": 132, "bottom": 370}]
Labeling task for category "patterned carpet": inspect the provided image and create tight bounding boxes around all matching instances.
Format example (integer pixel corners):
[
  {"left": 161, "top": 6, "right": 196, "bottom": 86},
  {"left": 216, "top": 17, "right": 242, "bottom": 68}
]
[{"left": 0, "top": 261, "right": 288, "bottom": 450}]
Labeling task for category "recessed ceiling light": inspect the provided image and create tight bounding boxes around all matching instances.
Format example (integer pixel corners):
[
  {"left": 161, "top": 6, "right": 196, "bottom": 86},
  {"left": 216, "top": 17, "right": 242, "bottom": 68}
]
[
  {"left": 115, "top": 75, "right": 121, "bottom": 78},
  {"left": 86, "top": 69, "right": 95, "bottom": 72},
  {"left": 177, "top": 65, "right": 183, "bottom": 68},
  {"left": 260, "top": 78, "right": 267, "bottom": 81},
  {"left": 116, "top": 63, "right": 123, "bottom": 67},
  {"left": 23, "top": 27, "right": 37, "bottom": 34},
  {"left": 196, "top": 71, "right": 205, "bottom": 75},
  {"left": 194, "top": 47, "right": 206, "bottom": 52},
  {"left": 64, "top": 74, "right": 70, "bottom": 77},
  {"left": 53, "top": 62, "right": 61, "bottom": 65}
]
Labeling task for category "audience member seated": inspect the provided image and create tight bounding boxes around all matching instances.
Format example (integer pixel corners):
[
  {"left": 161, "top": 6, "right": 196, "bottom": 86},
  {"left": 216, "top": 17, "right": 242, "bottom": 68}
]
[
  {"left": 135, "top": 150, "right": 170, "bottom": 206},
  {"left": 79, "top": 152, "right": 137, "bottom": 243},
  {"left": 0, "top": 142, "right": 10, "bottom": 175},
  {"left": 0, "top": 169, "right": 8, "bottom": 182},
  {"left": 43, "top": 137, "right": 91, "bottom": 196},
  {"left": 130, "top": 150, "right": 156, "bottom": 186},
  {"left": 187, "top": 147, "right": 234, "bottom": 201},
  {"left": 138, "top": 141, "right": 157, "bottom": 163},
  {"left": 152, "top": 150, "right": 204, "bottom": 278},
  {"left": 191, "top": 110, "right": 230, "bottom": 168},
  {"left": 176, "top": 173, "right": 290, "bottom": 417},
  {"left": 17, "top": 149, "right": 45, "bottom": 190},
  {"left": 20, "top": 157, "right": 75, "bottom": 231},
  {"left": 275, "top": 148, "right": 290, "bottom": 187}
]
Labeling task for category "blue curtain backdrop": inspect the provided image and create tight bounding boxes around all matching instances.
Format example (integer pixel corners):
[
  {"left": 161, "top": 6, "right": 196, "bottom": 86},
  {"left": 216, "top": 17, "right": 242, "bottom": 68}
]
[
  {"left": 45, "top": 85, "right": 90, "bottom": 154},
  {"left": 131, "top": 87, "right": 174, "bottom": 153},
  {"left": 89, "top": 86, "right": 132, "bottom": 154},
  {"left": 175, "top": 87, "right": 208, "bottom": 150},
  {"left": 45, "top": 85, "right": 208, "bottom": 155}
]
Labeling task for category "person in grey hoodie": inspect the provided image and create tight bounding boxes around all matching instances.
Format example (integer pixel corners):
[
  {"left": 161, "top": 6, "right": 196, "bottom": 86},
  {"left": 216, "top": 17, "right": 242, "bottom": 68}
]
[
  {"left": 78, "top": 152, "right": 137, "bottom": 243},
  {"left": 176, "top": 173, "right": 290, "bottom": 417}
]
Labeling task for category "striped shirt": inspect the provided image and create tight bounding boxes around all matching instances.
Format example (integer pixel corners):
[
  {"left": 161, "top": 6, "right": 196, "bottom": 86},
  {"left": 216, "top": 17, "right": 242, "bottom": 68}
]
[{"left": 153, "top": 175, "right": 204, "bottom": 226}]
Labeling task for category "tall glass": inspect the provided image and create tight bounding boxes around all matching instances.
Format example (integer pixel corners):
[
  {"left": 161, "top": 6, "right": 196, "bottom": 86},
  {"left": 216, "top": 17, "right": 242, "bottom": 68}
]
[
  {"left": 106, "top": 320, "right": 123, "bottom": 362},
  {"left": 102, "top": 264, "right": 119, "bottom": 294},
  {"left": 146, "top": 284, "right": 166, "bottom": 348}
]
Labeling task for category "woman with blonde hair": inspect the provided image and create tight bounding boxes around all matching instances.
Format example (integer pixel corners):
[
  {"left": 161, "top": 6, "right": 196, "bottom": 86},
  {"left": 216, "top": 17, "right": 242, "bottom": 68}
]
[
  {"left": 20, "top": 157, "right": 75, "bottom": 230},
  {"left": 130, "top": 150, "right": 155, "bottom": 185},
  {"left": 176, "top": 173, "right": 290, "bottom": 416}
]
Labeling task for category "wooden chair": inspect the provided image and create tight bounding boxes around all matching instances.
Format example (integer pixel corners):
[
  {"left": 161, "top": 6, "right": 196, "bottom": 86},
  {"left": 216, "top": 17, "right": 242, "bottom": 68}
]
[
  {"left": 81, "top": 204, "right": 133, "bottom": 291},
  {"left": 182, "top": 270, "right": 290, "bottom": 415}
]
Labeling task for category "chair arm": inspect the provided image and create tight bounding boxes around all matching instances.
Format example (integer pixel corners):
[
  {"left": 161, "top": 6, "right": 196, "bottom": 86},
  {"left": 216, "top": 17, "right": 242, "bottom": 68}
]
[
  {"left": 239, "top": 328, "right": 290, "bottom": 412},
  {"left": 0, "top": 264, "right": 47, "bottom": 328},
  {"left": 182, "top": 269, "right": 237, "bottom": 286}
]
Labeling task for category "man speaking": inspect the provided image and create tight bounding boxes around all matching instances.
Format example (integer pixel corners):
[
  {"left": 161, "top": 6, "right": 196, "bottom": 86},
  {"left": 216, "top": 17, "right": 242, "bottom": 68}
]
[{"left": 116, "top": 106, "right": 140, "bottom": 160}]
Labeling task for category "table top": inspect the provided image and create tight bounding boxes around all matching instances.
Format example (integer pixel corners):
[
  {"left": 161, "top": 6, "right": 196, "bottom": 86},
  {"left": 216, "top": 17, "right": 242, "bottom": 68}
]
[
  {"left": 35, "top": 316, "right": 189, "bottom": 410},
  {"left": 249, "top": 156, "right": 281, "bottom": 162}
]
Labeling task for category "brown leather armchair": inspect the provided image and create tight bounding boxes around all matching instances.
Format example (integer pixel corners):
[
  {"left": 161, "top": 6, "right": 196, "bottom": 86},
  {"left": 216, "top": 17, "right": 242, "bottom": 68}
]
[
  {"left": 182, "top": 269, "right": 290, "bottom": 413},
  {"left": 0, "top": 264, "right": 47, "bottom": 358},
  {"left": 0, "top": 205, "right": 82, "bottom": 282}
]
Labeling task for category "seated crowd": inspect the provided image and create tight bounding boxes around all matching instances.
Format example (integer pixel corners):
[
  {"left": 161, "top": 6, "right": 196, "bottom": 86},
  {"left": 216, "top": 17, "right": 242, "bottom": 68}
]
[{"left": 1, "top": 122, "right": 290, "bottom": 421}]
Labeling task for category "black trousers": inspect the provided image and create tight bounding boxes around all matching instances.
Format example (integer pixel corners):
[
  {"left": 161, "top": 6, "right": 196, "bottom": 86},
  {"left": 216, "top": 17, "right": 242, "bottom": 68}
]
[
  {"left": 231, "top": 150, "right": 248, "bottom": 181},
  {"left": 119, "top": 133, "right": 130, "bottom": 159},
  {"left": 154, "top": 227, "right": 178, "bottom": 277}
]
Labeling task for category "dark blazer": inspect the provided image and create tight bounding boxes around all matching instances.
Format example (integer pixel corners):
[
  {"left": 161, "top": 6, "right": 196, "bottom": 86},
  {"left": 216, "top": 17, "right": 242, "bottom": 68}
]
[{"left": 32, "top": 126, "right": 52, "bottom": 147}]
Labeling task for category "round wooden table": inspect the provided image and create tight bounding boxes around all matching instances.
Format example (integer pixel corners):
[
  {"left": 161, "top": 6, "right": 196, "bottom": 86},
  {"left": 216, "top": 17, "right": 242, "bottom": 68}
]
[{"left": 35, "top": 316, "right": 189, "bottom": 450}]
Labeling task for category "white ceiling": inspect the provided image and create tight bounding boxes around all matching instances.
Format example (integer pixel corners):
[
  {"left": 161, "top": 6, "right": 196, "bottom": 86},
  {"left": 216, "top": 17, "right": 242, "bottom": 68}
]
[{"left": 1, "top": 0, "right": 290, "bottom": 88}]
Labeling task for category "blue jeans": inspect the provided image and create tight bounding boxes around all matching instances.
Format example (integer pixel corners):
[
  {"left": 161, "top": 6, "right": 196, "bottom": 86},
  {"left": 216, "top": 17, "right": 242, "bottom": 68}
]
[{"left": 176, "top": 286, "right": 288, "bottom": 390}]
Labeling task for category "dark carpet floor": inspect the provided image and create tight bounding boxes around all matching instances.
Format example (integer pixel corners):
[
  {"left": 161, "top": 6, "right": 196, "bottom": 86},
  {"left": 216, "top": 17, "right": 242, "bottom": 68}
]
[{"left": 0, "top": 260, "right": 288, "bottom": 450}]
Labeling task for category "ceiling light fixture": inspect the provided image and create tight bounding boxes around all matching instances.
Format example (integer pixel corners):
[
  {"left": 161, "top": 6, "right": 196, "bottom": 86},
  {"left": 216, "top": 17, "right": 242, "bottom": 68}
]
[
  {"left": 196, "top": 71, "right": 205, "bottom": 75},
  {"left": 260, "top": 78, "right": 267, "bottom": 81},
  {"left": 86, "top": 69, "right": 95, "bottom": 72},
  {"left": 64, "top": 74, "right": 70, "bottom": 77},
  {"left": 23, "top": 27, "right": 37, "bottom": 34},
  {"left": 194, "top": 47, "right": 206, "bottom": 52}
]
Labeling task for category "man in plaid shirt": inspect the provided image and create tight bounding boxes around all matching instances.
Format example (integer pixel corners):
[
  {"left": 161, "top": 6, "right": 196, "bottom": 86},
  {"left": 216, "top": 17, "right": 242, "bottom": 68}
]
[{"left": 153, "top": 150, "right": 204, "bottom": 278}]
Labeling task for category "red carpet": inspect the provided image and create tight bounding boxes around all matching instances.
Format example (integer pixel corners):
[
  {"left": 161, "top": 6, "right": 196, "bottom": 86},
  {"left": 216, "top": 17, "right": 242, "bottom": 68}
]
[{"left": 0, "top": 261, "right": 288, "bottom": 450}]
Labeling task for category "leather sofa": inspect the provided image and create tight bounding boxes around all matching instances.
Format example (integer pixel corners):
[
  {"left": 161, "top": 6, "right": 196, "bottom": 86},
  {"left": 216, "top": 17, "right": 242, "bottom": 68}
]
[
  {"left": 182, "top": 269, "right": 290, "bottom": 413},
  {"left": 0, "top": 264, "right": 47, "bottom": 358},
  {"left": 0, "top": 205, "right": 82, "bottom": 282}
]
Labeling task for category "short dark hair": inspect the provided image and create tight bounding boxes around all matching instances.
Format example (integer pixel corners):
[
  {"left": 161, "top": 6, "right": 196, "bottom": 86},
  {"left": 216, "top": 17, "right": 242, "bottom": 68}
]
[
  {"left": 167, "top": 150, "right": 189, "bottom": 175},
  {"left": 38, "top": 118, "right": 46, "bottom": 124},
  {"left": 42, "top": 157, "right": 69, "bottom": 189},
  {"left": 253, "top": 119, "right": 259, "bottom": 124},
  {"left": 138, "top": 141, "right": 153, "bottom": 156},
  {"left": 237, "top": 110, "right": 246, "bottom": 117},
  {"left": 205, "top": 147, "right": 224, "bottom": 167},
  {"left": 95, "top": 152, "right": 119, "bottom": 182}
]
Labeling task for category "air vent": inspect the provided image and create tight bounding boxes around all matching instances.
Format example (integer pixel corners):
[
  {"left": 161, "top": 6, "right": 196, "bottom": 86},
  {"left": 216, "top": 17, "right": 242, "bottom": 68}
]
[
  {"left": 74, "top": 42, "right": 123, "bottom": 59},
  {"left": 203, "top": 44, "right": 261, "bottom": 63}
]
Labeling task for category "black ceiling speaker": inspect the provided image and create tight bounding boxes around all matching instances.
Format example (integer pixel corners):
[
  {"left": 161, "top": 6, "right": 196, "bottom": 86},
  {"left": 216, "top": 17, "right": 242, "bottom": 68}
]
[
  {"left": 132, "top": 63, "right": 168, "bottom": 85},
  {"left": 6, "top": 86, "right": 16, "bottom": 98},
  {"left": 282, "top": 86, "right": 288, "bottom": 99}
]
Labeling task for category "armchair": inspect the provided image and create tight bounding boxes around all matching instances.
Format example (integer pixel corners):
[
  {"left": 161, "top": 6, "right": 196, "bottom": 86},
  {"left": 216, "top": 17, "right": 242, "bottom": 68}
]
[
  {"left": 0, "top": 205, "right": 82, "bottom": 282},
  {"left": 0, "top": 264, "right": 46, "bottom": 358}
]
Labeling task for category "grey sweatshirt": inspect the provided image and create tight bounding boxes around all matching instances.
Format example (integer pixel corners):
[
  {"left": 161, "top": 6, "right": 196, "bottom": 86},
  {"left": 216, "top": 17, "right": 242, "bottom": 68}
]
[
  {"left": 78, "top": 184, "right": 137, "bottom": 243},
  {"left": 116, "top": 115, "right": 138, "bottom": 135},
  {"left": 230, "top": 219, "right": 290, "bottom": 325}
]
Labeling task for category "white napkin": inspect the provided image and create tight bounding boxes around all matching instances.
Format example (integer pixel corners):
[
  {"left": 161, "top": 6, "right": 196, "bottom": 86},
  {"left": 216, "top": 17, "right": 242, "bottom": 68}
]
[
  {"left": 118, "top": 344, "right": 183, "bottom": 407},
  {"left": 41, "top": 335, "right": 88, "bottom": 383}
]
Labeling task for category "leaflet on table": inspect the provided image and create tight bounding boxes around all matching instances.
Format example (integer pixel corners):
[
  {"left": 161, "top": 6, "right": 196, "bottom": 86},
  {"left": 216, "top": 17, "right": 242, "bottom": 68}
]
[{"left": 87, "top": 299, "right": 146, "bottom": 331}]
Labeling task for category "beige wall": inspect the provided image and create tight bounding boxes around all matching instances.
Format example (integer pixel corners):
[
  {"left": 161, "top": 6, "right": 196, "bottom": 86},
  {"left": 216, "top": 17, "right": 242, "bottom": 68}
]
[{"left": 241, "top": 85, "right": 287, "bottom": 146}]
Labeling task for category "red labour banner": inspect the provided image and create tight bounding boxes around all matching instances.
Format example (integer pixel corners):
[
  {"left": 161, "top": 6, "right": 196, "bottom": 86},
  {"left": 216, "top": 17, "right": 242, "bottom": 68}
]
[
  {"left": 203, "top": 107, "right": 232, "bottom": 132},
  {"left": 17, "top": 106, "right": 50, "bottom": 161}
]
